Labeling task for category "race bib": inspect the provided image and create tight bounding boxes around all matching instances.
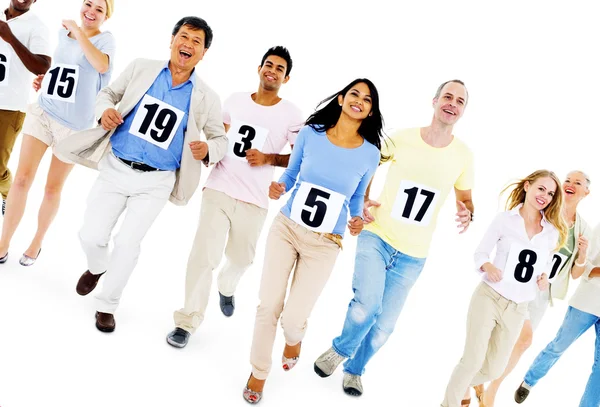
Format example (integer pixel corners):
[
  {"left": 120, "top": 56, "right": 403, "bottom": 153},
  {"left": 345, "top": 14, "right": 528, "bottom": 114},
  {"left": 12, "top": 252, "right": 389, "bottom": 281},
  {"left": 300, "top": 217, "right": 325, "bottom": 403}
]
[
  {"left": 0, "top": 42, "right": 11, "bottom": 88},
  {"left": 129, "top": 94, "right": 185, "bottom": 150},
  {"left": 226, "top": 118, "right": 269, "bottom": 161},
  {"left": 390, "top": 180, "right": 440, "bottom": 226},
  {"left": 505, "top": 243, "right": 549, "bottom": 285},
  {"left": 548, "top": 252, "right": 568, "bottom": 282},
  {"left": 42, "top": 64, "right": 80, "bottom": 103},
  {"left": 290, "top": 182, "right": 346, "bottom": 233}
]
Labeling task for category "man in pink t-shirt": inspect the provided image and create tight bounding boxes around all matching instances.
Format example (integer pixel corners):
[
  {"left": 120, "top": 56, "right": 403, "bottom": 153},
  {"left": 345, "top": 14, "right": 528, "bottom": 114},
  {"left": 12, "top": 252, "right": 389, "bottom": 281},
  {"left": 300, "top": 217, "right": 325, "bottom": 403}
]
[{"left": 167, "top": 46, "right": 303, "bottom": 348}]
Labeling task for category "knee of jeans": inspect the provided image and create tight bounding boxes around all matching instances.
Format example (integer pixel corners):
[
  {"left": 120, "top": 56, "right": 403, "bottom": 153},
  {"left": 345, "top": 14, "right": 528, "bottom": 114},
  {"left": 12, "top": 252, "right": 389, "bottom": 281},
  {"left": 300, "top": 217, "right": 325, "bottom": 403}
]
[
  {"left": 370, "top": 325, "right": 393, "bottom": 350},
  {"left": 349, "top": 300, "right": 380, "bottom": 324}
]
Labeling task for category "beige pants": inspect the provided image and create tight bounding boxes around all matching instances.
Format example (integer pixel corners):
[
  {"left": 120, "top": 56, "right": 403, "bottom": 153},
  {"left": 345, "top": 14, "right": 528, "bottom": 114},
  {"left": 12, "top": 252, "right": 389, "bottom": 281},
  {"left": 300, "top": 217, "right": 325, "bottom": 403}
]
[
  {"left": 173, "top": 188, "right": 268, "bottom": 332},
  {"left": 250, "top": 213, "right": 340, "bottom": 380},
  {"left": 441, "top": 282, "right": 528, "bottom": 407},
  {"left": 0, "top": 109, "right": 26, "bottom": 199}
]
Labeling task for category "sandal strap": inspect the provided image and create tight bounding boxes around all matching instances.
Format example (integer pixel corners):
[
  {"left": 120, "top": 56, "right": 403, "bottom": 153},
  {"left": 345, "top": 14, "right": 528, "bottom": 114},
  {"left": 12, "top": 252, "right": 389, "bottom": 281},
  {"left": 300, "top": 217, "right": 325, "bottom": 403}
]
[{"left": 461, "top": 399, "right": 471, "bottom": 406}]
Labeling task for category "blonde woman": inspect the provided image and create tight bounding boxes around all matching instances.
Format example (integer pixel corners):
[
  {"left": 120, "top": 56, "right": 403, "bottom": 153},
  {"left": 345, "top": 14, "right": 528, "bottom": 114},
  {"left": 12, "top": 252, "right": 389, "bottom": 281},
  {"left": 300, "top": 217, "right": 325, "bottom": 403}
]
[
  {"left": 477, "top": 171, "right": 591, "bottom": 406},
  {"left": 0, "top": 0, "right": 115, "bottom": 266},
  {"left": 441, "top": 170, "right": 568, "bottom": 407}
]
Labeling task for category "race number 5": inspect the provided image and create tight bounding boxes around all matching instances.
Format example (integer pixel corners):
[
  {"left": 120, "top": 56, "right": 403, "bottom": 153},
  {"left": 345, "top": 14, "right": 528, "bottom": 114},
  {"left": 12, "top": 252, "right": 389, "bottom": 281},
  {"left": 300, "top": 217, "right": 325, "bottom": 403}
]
[
  {"left": 548, "top": 252, "right": 568, "bottom": 282},
  {"left": 505, "top": 243, "right": 548, "bottom": 285},
  {"left": 129, "top": 94, "right": 185, "bottom": 150},
  {"left": 290, "top": 182, "right": 346, "bottom": 233},
  {"left": 390, "top": 180, "right": 440, "bottom": 226},
  {"left": 226, "top": 118, "right": 269, "bottom": 161},
  {"left": 42, "top": 64, "right": 79, "bottom": 103}
]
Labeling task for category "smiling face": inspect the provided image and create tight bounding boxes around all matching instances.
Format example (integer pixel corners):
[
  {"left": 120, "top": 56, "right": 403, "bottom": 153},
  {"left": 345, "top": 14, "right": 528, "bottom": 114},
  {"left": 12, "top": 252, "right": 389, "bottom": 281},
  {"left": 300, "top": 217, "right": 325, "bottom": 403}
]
[
  {"left": 258, "top": 55, "right": 289, "bottom": 92},
  {"left": 80, "top": 0, "right": 108, "bottom": 30},
  {"left": 524, "top": 176, "right": 558, "bottom": 211},
  {"left": 11, "top": 0, "right": 36, "bottom": 12},
  {"left": 563, "top": 171, "right": 590, "bottom": 204},
  {"left": 170, "top": 24, "right": 207, "bottom": 71},
  {"left": 432, "top": 81, "right": 467, "bottom": 125},
  {"left": 337, "top": 82, "right": 373, "bottom": 121}
]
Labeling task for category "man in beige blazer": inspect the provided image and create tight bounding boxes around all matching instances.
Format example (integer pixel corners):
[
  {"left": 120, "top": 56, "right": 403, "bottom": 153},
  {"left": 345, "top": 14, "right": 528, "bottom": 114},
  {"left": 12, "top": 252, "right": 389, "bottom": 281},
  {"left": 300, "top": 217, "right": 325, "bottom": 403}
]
[{"left": 56, "top": 16, "right": 227, "bottom": 333}]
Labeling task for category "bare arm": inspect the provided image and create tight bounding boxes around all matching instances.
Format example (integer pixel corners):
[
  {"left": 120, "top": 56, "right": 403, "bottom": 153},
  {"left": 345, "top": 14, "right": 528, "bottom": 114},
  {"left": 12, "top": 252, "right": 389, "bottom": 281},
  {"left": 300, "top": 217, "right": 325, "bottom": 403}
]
[
  {"left": 455, "top": 187, "right": 474, "bottom": 214},
  {"left": 66, "top": 21, "right": 110, "bottom": 73},
  {"left": 0, "top": 22, "right": 50, "bottom": 74}
]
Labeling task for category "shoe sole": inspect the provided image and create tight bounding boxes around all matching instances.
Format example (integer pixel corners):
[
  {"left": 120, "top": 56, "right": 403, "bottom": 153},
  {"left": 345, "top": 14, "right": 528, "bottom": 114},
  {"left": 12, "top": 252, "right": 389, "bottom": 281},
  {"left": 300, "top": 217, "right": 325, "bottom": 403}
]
[
  {"left": 166, "top": 337, "right": 187, "bottom": 348},
  {"left": 95, "top": 322, "right": 115, "bottom": 333},
  {"left": 343, "top": 387, "right": 362, "bottom": 397},
  {"left": 314, "top": 363, "right": 332, "bottom": 378}
]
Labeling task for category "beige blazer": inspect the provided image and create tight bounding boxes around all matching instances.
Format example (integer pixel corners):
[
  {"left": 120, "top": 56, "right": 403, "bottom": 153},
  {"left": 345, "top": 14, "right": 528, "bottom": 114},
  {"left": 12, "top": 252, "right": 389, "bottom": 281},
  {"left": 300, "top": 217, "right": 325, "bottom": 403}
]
[{"left": 56, "top": 58, "right": 228, "bottom": 206}]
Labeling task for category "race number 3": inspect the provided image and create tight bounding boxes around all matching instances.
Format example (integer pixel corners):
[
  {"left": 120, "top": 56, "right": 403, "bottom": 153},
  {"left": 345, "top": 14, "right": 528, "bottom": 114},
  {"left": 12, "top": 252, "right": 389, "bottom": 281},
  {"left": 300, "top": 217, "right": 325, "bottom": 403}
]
[
  {"left": 42, "top": 64, "right": 80, "bottom": 103},
  {"left": 505, "top": 243, "right": 548, "bottom": 285},
  {"left": 548, "top": 252, "right": 568, "bottom": 282},
  {"left": 290, "top": 182, "right": 346, "bottom": 233},
  {"left": 0, "top": 47, "right": 11, "bottom": 87},
  {"left": 129, "top": 94, "right": 185, "bottom": 150},
  {"left": 226, "top": 118, "right": 269, "bottom": 161},
  {"left": 390, "top": 180, "right": 440, "bottom": 226}
]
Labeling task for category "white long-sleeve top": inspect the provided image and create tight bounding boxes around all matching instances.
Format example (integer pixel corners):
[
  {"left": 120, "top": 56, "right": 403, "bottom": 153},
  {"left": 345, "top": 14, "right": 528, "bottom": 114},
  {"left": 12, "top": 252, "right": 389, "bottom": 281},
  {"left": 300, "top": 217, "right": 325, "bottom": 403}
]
[{"left": 474, "top": 204, "right": 559, "bottom": 303}]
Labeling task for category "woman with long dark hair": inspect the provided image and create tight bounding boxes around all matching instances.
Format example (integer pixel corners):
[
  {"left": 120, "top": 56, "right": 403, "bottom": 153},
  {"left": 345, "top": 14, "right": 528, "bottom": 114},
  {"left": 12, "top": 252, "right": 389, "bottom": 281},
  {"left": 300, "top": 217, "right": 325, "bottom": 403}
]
[{"left": 242, "top": 78, "right": 385, "bottom": 404}]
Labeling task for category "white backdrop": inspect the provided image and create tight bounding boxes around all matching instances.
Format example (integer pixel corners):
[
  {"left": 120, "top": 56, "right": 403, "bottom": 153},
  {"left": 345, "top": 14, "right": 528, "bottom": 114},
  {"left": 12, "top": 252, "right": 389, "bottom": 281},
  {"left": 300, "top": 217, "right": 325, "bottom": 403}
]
[{"left": 1, "top": 0, "right": 600, "bottom": 406}]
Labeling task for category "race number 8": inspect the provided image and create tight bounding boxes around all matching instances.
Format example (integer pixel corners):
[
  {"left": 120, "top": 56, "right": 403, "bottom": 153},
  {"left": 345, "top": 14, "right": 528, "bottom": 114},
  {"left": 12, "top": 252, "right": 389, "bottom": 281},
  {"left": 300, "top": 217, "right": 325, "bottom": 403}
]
[
  {"left": 233, "top": 125, "right": 255, "bottom": 157},
  {"left": 514, "top": 249, "right": 537, "bottom": 283},
  {"left": 301, "top": 188, "right": 330, "bottom": 228}
]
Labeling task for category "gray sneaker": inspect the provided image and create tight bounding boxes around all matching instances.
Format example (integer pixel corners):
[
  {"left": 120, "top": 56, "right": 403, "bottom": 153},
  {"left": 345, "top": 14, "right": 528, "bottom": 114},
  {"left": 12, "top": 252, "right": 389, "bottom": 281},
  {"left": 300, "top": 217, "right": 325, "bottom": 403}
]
[
  {"left": 343, "top": 373, "right": 363, "bottom": 397},
  {"left": 314, "top": 347, "right": 346, "bottom": 377}
]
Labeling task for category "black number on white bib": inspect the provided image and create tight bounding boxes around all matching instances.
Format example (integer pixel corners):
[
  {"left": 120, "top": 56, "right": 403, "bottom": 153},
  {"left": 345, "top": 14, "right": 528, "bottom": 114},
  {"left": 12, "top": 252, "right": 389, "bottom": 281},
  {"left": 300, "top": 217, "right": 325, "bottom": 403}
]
[
  {"left": 391, "top": 180, "right": 440, "bottom": 226},
  {"left": 549, "top": 253, "right": 567, "bottom": 280},
  {"left": 233, "top": 125, "right": 256, "bottom": 157},
  {"left": 0, "top": 53, "right": 7, "bottom": 83},
  {"left": 514, "top": 249, "right": 537, "bottom": 283},
  {"left": 290, "top": 182, "right": 346, "bottom": 233},
  {"left": 42, "top": 64, "right": 79, "bottom": 103},
  {"left": 402, "top": 187, "right": 436, "bottom": 221},
  {"left": 129, "top": 94, "right": 185, "bottom": 150}
]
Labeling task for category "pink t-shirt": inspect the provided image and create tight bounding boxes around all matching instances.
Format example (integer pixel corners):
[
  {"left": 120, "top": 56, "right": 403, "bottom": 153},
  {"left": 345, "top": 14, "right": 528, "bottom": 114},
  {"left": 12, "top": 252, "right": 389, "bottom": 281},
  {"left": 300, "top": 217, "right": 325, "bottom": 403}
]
[{"left": 204, "top": 92, "right": 303, "bottom": 208}]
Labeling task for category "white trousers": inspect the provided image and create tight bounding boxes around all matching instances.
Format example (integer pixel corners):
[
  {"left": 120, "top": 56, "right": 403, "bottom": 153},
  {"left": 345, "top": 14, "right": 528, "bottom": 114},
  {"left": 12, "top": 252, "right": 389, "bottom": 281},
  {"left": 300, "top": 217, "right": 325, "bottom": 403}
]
[{"left": 79, "top": 152, "right": 175, "bottom": 313}]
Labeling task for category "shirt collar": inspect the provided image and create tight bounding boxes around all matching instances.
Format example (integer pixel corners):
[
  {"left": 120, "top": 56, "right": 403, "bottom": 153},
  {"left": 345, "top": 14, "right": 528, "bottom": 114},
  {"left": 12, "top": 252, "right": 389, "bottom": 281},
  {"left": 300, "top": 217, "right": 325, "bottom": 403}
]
[
  {"left": 2, "top": 9, "right": 34, "bottom": 22},
  {"left": 509, "top": 203, "right": 550, "bottom": 228},
  {"left": 162, "top": 61, "right": 197, "bottom": 88}
]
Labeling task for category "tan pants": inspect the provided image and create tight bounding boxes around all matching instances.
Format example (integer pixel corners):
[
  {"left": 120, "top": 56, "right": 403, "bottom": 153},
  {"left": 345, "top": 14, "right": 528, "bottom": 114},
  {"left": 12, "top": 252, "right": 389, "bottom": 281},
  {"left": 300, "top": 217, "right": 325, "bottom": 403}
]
[
  {"left": 441, "top": 282, "right": 528, "bottom": 407},
  {"left": 174, "top": 188, "right": 268, "bottom": 332},
  {"left": 0, "top": 109, "right": 26, "bottom": 198},
  {"left": 250, "top": 213, "right": 340, "bottom": 380}
]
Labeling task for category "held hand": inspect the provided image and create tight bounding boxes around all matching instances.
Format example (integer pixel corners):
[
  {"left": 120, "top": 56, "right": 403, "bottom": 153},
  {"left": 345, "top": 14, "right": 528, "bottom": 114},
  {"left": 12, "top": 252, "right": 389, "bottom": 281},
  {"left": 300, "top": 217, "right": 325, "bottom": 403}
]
[
  {"left": 269, "top": 181, "right": 286, "bottom": 200},
  {"left": 577, "top": 234, "right": 589, "bottom": 262},
  {"left": 0, "top": 20, "right": 13, "bottom": 42},
  {"left": 363, "top": 199, "right": 381, "bottom": 224},
  {"left": 62, "top": 19, "right": 82, "bottom": 38},
  {"left": 245, "top": 149, "right": 267, "bottom": 167},
  {"left": 189, "top": 141, "right": 209, "bottom": 161},
  {"left": 456, "top": 200, "right": 471, "bottom": 234},
  {"left": 537, "top": 273, "right": 549, "bottom": 291},
  {"left": 100, "top": 108, "right": 124, "bottom": 131},
  {"left": 347, "top": 216, "right": 364, "bottom": 236},
  {"left": 32, "top": 74, "right": 44, "bottom": 92},
  {"left": 484, "top": 264, "right": 503, "bottom": 283}
]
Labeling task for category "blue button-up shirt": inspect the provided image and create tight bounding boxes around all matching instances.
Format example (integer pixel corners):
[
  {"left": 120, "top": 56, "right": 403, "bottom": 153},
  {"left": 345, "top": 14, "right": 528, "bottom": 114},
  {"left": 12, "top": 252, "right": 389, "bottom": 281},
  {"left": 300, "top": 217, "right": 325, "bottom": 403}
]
[{"left": 111, "top": 64, "right": 195, "bottom": 170}]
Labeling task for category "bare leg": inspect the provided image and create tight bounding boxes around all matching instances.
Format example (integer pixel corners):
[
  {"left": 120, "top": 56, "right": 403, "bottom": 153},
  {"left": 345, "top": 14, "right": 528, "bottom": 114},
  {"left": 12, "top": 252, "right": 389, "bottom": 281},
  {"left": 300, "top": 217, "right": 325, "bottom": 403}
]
[
  {"left": 483, "top": 320, "right": 533, "bottom": 406},
  {"left": 0, "top": 135, "right": 47, "bottom": 256},
  {"left": 24, "top": 154, "right": 74, "bottom": 257}
]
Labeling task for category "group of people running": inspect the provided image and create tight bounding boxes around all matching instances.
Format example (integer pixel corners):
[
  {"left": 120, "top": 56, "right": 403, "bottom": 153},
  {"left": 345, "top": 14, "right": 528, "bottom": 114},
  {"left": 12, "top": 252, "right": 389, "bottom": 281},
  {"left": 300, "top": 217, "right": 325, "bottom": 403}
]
[{"left": 0, "top": 2, "right": 598, "bottom": 406}]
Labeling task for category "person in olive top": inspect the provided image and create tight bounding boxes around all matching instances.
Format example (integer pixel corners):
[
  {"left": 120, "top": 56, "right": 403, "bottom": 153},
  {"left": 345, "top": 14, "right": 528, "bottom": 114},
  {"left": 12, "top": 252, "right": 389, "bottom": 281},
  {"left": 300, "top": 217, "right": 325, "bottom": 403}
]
[
  {"left": 314, "top": 80, "right": 474, "bottom": 397},
  {"left": 56, "top": 16, "right": 227, "bottom": 333},
  {"left": 0, "top": 0, "right": 50, "bottom": 219}
]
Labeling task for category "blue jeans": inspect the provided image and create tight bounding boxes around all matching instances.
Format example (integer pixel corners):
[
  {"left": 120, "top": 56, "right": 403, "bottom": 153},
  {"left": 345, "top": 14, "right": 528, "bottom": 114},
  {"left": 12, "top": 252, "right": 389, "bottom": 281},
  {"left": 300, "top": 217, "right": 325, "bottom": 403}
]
[
  {"left": 524, "top": 306, "right": 600, "bottom": 407},
  {"left": 332, "top": 230, "right": 426, "bottom": 375}
]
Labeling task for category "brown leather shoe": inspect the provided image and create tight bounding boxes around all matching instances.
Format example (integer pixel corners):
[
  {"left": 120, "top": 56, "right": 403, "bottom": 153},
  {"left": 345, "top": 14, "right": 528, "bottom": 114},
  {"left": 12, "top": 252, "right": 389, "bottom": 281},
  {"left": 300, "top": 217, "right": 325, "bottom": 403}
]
[
  {"left": 76, "top": 270, "right": 105, "bottom": 296},
  {"left": 95, "top": 312, "right": 115, "bottom": 333}
]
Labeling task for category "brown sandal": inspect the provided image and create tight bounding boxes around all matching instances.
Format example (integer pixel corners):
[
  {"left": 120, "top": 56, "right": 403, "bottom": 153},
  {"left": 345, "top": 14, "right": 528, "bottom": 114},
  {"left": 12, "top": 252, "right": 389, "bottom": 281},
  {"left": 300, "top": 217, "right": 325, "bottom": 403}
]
[
  {"left": 461, "top": 399, "right": 471, "bottom": 406},
  {"left": 473, "top": 384, "right": 485, "bottom": 406}
]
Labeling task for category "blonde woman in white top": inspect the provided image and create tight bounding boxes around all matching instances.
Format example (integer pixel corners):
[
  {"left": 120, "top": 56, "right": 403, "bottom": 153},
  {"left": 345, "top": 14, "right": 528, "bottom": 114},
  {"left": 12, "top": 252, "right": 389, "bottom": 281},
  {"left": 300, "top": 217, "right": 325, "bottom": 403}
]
[
  {"left": 441, "top": 170, "right": 568, "bottom": 407},
  {"left": 478, "top": 171, "right": 591, "bottom": 406}
]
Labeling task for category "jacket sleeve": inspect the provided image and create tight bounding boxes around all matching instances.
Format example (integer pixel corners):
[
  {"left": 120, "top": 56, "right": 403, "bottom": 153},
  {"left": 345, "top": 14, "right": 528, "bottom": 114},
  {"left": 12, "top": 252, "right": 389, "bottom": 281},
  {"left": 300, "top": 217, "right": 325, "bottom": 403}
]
[{"left": 202, "top": 93, "right": 228, "bottom": 166}]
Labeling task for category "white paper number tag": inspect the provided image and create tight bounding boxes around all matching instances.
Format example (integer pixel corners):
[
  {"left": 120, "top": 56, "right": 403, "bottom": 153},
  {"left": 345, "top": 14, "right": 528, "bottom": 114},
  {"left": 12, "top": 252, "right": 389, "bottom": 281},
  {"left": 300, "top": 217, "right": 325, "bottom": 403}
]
[
  {"left": 505, "top": 242, "right": 548, "bottom": 285},
  {"left": 0, "top": 42, "right": 12, "bottom": 88},
  {"left": 129, "top": 94, "right": 185, "bottom": 150},
  {"left": 41, "top": 64, "right": 80, "bottom": 103},
  {"left": 548, "top": 252, "right": 568, "bottom": 283},
  {"left": 290, "top": 182, "right": 346, "bottom": 233},
  {"left": 226, "top": 118, "right": 269, "bottom": 161},
  {"left": 390, "top": 180, "right": 440, "bottom": 226}
]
